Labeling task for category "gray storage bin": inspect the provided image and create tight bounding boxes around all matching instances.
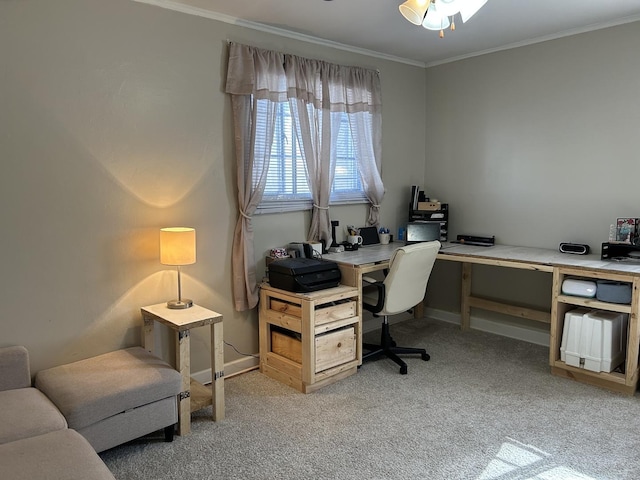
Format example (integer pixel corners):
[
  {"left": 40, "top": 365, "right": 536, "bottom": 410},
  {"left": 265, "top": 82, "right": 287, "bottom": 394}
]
[{"left": 596, "top": 280, "right": 632, "bottom": 304}]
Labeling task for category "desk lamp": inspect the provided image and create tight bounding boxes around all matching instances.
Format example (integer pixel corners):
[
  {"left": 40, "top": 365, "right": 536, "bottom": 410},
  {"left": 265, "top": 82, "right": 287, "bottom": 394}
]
[{"left": 160, "top": 227, "right": 196, "bottom": 309}]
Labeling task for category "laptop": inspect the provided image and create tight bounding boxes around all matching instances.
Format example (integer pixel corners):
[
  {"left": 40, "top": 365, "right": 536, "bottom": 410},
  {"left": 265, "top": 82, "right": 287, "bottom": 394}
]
[{"left": 405, "top": 222, "right": 441, "bottom": 245}]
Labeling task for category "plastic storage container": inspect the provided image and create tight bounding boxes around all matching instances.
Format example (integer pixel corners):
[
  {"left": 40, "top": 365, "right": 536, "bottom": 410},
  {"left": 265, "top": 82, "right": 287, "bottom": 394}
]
[
  {"left": 561, "top": 308, "right": 628, "bottom": 372},
  {"left": 561, "top": 307, "right": 590, "bottom": 364},
  {"left": 580, "top": 310, "right": 628, "bottom": 372}
]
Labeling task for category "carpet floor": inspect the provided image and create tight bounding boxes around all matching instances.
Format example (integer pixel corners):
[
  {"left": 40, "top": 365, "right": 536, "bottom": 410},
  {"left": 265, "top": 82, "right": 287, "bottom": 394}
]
[{"left": 101, "top": 318, "right": 640, "bottom": 480}]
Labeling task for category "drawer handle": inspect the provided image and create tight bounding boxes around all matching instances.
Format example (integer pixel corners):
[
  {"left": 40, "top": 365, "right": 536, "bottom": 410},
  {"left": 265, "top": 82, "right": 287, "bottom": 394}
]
[{"left": 337, "top": 342, "right": 342, "bottom": 348}]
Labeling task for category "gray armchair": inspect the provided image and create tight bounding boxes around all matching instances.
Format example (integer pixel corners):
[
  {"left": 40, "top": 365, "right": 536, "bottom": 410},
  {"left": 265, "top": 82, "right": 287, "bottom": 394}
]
[{"left": 361, "top": 241, "right": 440, "bottom": 374}]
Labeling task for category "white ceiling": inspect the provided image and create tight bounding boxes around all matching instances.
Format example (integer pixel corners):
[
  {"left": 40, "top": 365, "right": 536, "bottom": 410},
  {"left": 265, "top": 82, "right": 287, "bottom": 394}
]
[{"left": 144, "top": 0, "right": 640, "bottom": 66}]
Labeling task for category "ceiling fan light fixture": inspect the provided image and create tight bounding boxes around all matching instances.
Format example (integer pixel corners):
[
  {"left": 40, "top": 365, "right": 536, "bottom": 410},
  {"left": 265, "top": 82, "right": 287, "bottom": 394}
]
[
  {"left": 399, "top": 0, "right": 431, "bottom": 26},
  {"left": 459, "top": 0, "right": 488, "bottom": 23},
  {"left": 422, "top": 4, "right": 450, "bottom": 31},
  {"left": 434, "top": 0, "right": 461, "bottom": 17}
]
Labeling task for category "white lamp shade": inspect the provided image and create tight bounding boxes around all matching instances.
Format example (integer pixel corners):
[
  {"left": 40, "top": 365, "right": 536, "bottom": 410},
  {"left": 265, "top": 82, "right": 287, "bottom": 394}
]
[
  {"left": 422, "top": 5, "right": 450, "bottom": 30},
  {"left": 160, "top": 227, "right": 196, "bottom": 266},
  {"left": 434, "top": 0, "right": 461, "bottom": 17},
  {"left": 460, "top": 0, "right": 488, "bottom": 23},
  {"left": 399, "top": 0, "right": 431, "bottom": 25}
]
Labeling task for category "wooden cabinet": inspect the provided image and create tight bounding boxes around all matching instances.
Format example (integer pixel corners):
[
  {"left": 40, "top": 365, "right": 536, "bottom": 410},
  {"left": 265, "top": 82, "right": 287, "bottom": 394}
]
[
  {"left": 259, "top": 283, "right": 361, "bottom": 393},
  {"left": 549, "top": 267, "right": 640, "bottom": 395}
]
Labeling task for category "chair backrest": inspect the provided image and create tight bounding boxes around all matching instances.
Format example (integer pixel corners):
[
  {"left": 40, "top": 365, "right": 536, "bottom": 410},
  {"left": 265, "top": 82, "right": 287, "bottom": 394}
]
[{"left": 381, "top": 241, "right": 441, "bottom": 315}]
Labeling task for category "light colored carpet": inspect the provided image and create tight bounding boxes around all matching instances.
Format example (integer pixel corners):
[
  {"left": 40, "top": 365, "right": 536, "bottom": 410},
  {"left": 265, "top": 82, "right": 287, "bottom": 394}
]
[{"left": 101, "top": 318, "right": 640, "bottom": 480}]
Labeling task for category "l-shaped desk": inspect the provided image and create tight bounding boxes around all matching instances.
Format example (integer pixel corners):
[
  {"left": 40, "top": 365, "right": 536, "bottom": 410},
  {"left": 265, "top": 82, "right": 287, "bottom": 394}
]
[{"left": 323, "top": 241, "right": 640, "bottom": 395}]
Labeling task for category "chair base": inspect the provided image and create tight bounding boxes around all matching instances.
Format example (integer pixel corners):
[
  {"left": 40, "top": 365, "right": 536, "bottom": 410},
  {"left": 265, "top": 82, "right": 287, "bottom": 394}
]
[{"left": 362, "top": 320, "right": 429, "bottom": 374}]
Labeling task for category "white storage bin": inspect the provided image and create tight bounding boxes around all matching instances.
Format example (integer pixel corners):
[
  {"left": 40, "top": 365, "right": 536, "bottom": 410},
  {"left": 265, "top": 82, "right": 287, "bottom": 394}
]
[
  {"left": 561, "top": 308, "right": 590, "bottom": 367},
  {"left": 580, "top": 310, "right": 628, "bottom": 373}
]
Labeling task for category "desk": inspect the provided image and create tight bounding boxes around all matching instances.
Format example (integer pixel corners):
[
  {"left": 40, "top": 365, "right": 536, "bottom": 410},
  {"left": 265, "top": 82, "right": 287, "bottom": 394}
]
[
  {"left": 324, "top": 242, "right": 640, "bottom": 394},
  {"left": 141, "top": 303, "right": 225, "bottom": 435}
]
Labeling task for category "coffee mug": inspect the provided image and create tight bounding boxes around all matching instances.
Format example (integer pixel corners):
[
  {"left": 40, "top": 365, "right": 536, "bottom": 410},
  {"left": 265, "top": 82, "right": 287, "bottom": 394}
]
[
  {"left": 379, "top": 233, "right": 390, "bottom": 245},
  {"left": 347, "top": 235, "right": 363, "bottom": 245}
]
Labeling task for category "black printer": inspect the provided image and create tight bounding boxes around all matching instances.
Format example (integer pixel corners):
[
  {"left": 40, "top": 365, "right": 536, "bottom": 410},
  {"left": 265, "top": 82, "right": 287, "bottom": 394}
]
[{"left": 268, "top": 257, "right": 341, "bottom": 293}]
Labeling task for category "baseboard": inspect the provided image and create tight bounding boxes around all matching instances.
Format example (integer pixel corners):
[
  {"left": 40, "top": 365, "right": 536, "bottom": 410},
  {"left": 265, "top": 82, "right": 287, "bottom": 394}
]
[
  {"left": 193, "top": 308, "right": 549, "bottom": 383},
  {"left": 424, "top": 307, "right": 550, "bottom": 347},
  {"left": 192, "top": 355, "right": 259, "bottom": 384}
]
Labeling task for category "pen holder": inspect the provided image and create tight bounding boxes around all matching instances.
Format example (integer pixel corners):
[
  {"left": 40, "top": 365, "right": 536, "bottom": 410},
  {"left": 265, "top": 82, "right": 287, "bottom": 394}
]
[{"left": 379, "top": 233, "right": 390, "bottom": 245}]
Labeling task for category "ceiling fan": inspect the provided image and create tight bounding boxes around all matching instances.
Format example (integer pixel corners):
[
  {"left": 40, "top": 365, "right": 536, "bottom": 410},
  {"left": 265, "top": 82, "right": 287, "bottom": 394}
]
[{"left": 401, "top": 0, "right": 488, "bottom": 37}]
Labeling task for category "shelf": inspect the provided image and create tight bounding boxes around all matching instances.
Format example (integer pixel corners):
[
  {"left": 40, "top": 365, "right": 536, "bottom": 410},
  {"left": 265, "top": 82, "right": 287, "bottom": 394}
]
[
  {"left": 550, "top": 267, "right": 640, "bottom": 395},
  {"left": 556, "top": 294, "right": 632, "bottom": 314},
  {"left": 551, "top": 361, "right": 636, "bottom": 395}
]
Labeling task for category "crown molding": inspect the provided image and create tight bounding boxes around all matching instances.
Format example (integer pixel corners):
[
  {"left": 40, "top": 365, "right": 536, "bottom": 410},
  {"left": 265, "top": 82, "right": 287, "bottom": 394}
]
[
  {"left": 132, "top": 1, "right": 640, "bottom": 69},
  {"left": 426, "top": 13, "right": 640, "bottom": 68},
  {"left": 131, "top": 0, "right": 426, "bottom": 68}
]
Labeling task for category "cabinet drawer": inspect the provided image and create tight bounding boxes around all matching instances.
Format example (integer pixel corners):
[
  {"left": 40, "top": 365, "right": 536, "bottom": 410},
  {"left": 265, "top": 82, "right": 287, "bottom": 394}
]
[
  {"left": 269, "top": 298, "right": 356, "bottom": 326},
  {"left": 315, "top": 300, "right": 357, "bottom": 326},
  {"left": 271, "top": 330, "right": 302, "bottom": 364},
  {"left": 315, "top": 327, "right": 356, "bottom": 373}
]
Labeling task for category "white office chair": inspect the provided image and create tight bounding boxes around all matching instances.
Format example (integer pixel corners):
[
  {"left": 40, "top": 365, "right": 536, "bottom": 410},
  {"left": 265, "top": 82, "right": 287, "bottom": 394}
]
[{"left": 361, "top": 240, "right": 441, "bottom": 374}]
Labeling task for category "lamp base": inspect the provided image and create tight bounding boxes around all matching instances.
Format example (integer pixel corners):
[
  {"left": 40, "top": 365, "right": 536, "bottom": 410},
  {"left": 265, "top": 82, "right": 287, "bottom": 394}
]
[{"left": 166, "top": 298, "right": 193, "bottom": 309}]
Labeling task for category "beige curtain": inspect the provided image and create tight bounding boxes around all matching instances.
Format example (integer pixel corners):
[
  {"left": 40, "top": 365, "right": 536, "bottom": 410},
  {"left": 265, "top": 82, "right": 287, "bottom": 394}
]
[
  {"left": 350, "top": 109, "right": 384, "bottom": 226},
  {"left": 285, "top": 54, "right": 383, "bottom": 243},
  {"left": 287, "top": 56, "right": 337, "bottom": 248},
  {"left": 226, "top": 43, "right": 284, "bottom": 311},
  {"left": 226, "top": 43, "right": 383, "bottom": 311},
  {"left": 343, "top": 68, "right": 384, "bottom": 227}
]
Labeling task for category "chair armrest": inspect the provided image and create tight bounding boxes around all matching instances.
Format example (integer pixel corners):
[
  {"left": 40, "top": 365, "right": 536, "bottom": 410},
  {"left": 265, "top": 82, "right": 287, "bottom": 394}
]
[
  {"left": 0, "top": 346, "right": 31, "bottom": 391},
  {"left": 362, "top": 281, "right": 386, "bottom": 314}
]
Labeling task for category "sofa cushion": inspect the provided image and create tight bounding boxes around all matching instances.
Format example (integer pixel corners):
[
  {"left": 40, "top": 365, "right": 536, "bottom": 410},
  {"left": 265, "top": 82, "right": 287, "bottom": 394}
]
[
  {"left": 35, "top": 347, "right": 181, "bottom": 430},
  {"left": 0, "top": 387, "right": 67, "bottom": 444},
  {"left": 0, "top": 429, "right": 116, "bottom": 480}
]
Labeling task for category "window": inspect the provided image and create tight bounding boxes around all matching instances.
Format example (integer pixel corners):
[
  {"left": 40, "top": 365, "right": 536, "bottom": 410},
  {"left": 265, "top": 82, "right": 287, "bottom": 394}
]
[{"left": 256, "top": 101, "right": 367, "bottom": 214}]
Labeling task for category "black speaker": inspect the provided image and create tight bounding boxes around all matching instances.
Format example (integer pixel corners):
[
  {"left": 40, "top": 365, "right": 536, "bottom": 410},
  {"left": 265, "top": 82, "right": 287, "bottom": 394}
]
[{"left": 559, "top": 242, "right": 590, "bottom": 255}]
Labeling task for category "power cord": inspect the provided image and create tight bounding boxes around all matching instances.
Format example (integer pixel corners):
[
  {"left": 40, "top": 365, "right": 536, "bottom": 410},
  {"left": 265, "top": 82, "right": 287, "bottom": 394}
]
[{"left": 224, "top": 340, "right": 259, "bottom": 358}]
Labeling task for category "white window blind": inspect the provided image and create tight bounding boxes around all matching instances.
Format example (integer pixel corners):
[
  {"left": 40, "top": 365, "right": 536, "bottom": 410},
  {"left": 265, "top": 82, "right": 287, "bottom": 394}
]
[{"left": 256, "top": 101, "right": 367, "bottom": 214}]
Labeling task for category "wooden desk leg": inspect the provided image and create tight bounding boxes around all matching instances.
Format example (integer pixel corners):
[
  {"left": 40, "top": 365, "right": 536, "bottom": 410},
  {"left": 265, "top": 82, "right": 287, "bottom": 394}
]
[
  {"left": 461, "top": 262, "right": 472, "bottom": 331},
  {"left": 210, "top": 321, "right": 225, "bottom": 421},
  {"left": 176, "top": 329, "right": 191, "bottom": 435},
  {"left": 142, "top": 315, "right": 154, "bottom": 354}
]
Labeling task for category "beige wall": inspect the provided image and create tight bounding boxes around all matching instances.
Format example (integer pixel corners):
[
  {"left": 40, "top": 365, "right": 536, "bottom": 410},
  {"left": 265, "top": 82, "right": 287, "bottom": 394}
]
[
  {"left": 423, "top": 22, "right": 640, "bottom": 336},
  {"left": 4, "top": 0, "right": 636, "bottom": 374},
  {"left": 0, "top": 0, "right": 426, "bottom": 374}
]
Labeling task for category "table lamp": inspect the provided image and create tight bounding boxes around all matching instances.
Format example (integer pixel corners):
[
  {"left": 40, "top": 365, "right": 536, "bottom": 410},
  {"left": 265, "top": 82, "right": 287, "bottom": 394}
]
[{"left": 160, "top": 227, "right": 196, "bottom": 309}]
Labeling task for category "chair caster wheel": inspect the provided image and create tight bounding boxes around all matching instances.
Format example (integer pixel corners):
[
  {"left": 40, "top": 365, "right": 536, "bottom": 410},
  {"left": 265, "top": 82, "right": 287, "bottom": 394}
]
[
  {"left": 400, "top": 365, "right": 408, "bottom": 375},
  {"left": 422, "top": 353, "right": 430, "bottom": 361}
]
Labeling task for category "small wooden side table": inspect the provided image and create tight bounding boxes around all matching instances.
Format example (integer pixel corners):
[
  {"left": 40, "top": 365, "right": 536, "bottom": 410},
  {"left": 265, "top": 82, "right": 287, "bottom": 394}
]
[{"left": 141, "top": 303, "right": 224, "bottom": 435}]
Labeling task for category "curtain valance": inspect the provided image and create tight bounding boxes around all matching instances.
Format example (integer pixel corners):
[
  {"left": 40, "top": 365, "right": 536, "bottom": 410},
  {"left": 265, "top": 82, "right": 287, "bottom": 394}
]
[{"left": 225, "top": 42, "right": 381, "bottom": 113}]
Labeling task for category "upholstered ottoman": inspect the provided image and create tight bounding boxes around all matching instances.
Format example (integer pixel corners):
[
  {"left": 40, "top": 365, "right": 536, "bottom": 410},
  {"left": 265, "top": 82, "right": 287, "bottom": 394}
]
[
  {"left": 0, "top": 429, "right": 116, "bottom": 480},
  {"left": 35, "top": 347, "right": 181, "bottom": 452}
]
